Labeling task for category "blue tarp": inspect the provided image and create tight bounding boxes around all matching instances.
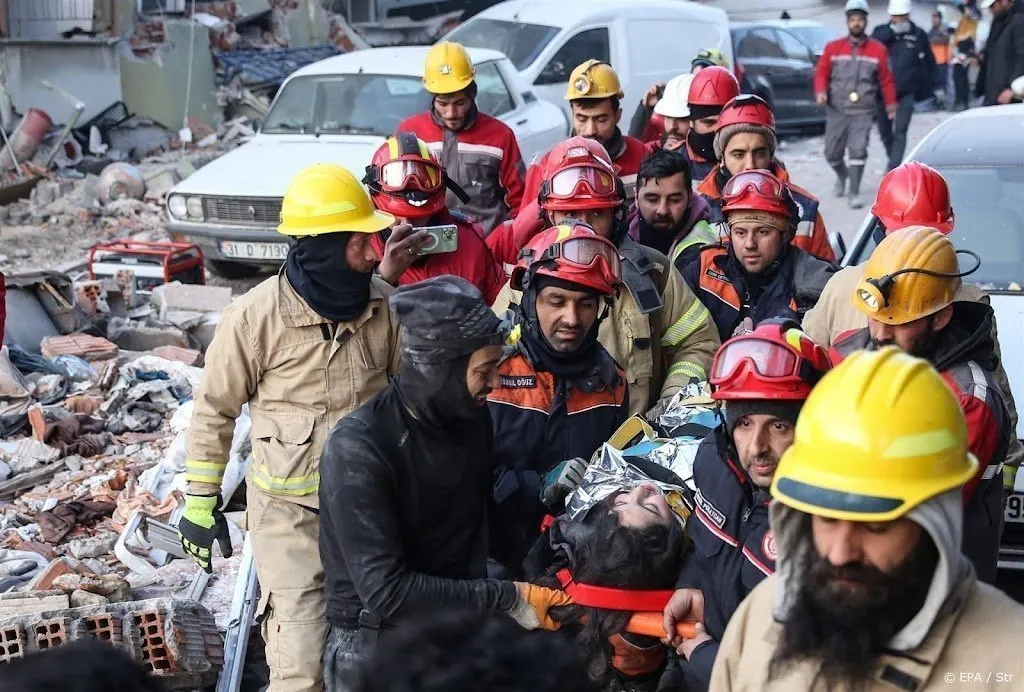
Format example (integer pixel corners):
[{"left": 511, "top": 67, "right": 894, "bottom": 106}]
[{"left": 214, "top": 44, "right": 341, "bottom": 88}]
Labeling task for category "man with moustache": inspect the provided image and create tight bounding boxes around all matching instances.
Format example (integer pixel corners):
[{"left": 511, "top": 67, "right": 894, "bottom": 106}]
[
  {"left": 487, "top": 222, "right": 628, "bottom": 576},
  {"left": 709, "top": 347, "right": 1024, "bottom": 691},
  {"left": 662, "top": 321, "right": 831, "bottom": 691},
  {"left": 829, "top": 226, "right": 1011, "bottom": 584}
]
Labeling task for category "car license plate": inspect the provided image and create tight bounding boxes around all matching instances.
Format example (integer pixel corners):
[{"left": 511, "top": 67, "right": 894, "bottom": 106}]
[
  {"left": 1006, "top": 493, "right": 1024, "bottom": 524},
  {"left": 219, "top": 241, "right": 289, "bottom": 260}
]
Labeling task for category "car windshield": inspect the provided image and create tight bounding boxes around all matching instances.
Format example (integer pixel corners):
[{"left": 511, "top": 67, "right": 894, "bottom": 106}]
[
  {"left": 447, "top": 18, "right": 559, "bottom": 71},
  {"left": 787, "top": 25, "right": 835, "bottom": 55},
  {"left": 262, "top": 74, "right": 428, "bottom": 137},
  {"left": 852, "top": 165, "right": 1024, "bottom": 291}
]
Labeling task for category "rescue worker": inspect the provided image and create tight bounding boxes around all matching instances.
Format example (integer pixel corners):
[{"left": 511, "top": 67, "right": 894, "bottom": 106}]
[
  {"left": 802, "top": 161, "right": 1022, "bottom": 495},
  {"left": 180, "top": 164, "right": 401, "bottom": 692},
  {"left": 696, "top": 95, "right": 836, "bottom": 262},
  {"left": 666, "top": 321, "right": 831, "bottom": 691},
  {"left": 489, "top": 223, "right": 628, "bottom": 576},
  {"left": 682, "top": 169, "right": 835, "bottom": 341},
  {"left": 318, "top": 276, "right": 573, "bottom": 690},
  {"left": 627, "top": 148, "right": 717, "bottom": 272},
  {"left": 398, "top": 41, "right": 525, "bottom": 233},
  {"left": 830, "top": 226, "right": 1010, "bottom": 584},
  {"left": 652, "top": 74, "right": 695, "bottom": 153},
  {"left": 686, "top": 66, "right": 741, "bottom": 182},
  {"left": 524, "top": 60, "right": 648, "bottom": 201},
  {"left": 364, "top": 132, "right": 505, "bottom": 304},
  {"left": 691, "top": 48, "right": 731, "bottom": 73},
  {"left": 815, "top": 0, "right": 898, "bottom": 209},
  {"left": 709, "top": 348, "right": 1024, "bottom": 691},
  {"left": 490, "top": 137, "right": 720, "bottom": 419}
]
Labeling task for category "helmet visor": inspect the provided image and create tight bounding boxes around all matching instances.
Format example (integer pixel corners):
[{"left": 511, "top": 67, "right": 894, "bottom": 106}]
[
  {"left": 711, "top": 339, "right": 797, "bottom": 384},
  {"left": 722, "top": 170, "right": 784, "bottom": 202},
  {"left": 549, "top": 165, "right": 618, "bottom": 199},
  {"left": 378, "top": 160, "right": 443, "bottom": 193}
]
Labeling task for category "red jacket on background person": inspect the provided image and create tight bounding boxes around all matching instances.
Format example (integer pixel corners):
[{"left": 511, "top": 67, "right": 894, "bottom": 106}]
[
  {"left": 398, "top": 110, "right": 525, "bottom": 234},
  {"left": 813, "top": 35, "right": 897, "bottom": 111}
]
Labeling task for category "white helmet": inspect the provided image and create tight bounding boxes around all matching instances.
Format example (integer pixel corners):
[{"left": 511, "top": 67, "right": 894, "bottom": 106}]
[
  {"left": 845, "top": 0, "right": 869, "bottom": 14},
  {"left": 654, "top": 73, "right": 695, "bottom": 119},
  {"left": 887, "top": 0, "right": 912, "bottom": 15}
]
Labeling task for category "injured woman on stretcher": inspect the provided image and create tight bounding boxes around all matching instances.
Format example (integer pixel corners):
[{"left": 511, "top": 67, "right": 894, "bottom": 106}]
[{"left": 522, "top": 412, "right": 709, "bottom": 692}]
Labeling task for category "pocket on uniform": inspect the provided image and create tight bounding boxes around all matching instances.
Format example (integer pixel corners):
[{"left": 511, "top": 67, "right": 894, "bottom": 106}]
[{"left": 250, "top": 413, "right": 318, "bottom": 495}]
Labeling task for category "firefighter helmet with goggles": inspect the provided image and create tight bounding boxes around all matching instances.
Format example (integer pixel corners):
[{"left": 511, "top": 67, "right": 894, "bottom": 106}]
[
  {"left": 773, "top": 347, "right": 977, "bottom": 523},
  {"left": 853, "top": 225, "right": 980, "bottom": 325},
  {"left": 870, "top": 162, "right": 954, "bottom": 235},
  {"left": 539, "top": 137, "right": 624, "bottom": 212},
  {"left": 692, "top": 48, "right": 731, "bottom": 70},
  {"left": 511, "top": 222, "right": 621, "bottom": 296},
  {"left": 565, "top": 60, "right": 624, "bottom": 101},
  {"left": 711, "top": 320, "right": 830, "bottom": 401},
  {"left": 721, "top": 170, "right": 794, "bottom": 220},
  {"left": 688, "top": 66, "right": 740, "bottom": 108},
  {"left": 715, "top": 94, "right": 775, "bottom": 132},
  {"left": 278, "top": 164, "right": 394, "bottom": 237},
  {"left": 365, "top": 133, "right": 445, "bottom": 220},
  {"left": 423, "top": 42, "right": 476, "bottom": 95}
]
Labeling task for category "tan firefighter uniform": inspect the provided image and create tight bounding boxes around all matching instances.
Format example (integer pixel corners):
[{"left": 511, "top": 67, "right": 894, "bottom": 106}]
[
  {"left": 185, "top": 164, "right": 401, "bottom": 692},
  {"left": 492, "top": 237, "right": 719, "bottom": 416}
]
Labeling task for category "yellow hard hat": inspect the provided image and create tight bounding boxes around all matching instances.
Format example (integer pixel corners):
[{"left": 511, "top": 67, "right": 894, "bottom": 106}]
[
  {"left": 278, "top": 164, "right": 395, "bottom": 237},
  {"left": 423, "top": 41, "right": 476, "bottom": 95},
  {"left": 772, "top": 347, "right": 977, "bottom": 523},
  {"left": 852, "top": 225, "right": 961, "bottom": 325},
  {"left": 565, "top": 59, "right": 624, "bottom": 101}
]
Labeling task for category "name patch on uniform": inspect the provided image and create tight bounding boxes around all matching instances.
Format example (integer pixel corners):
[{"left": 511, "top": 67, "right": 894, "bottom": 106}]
[
  {"left": 705, "top": 268, "right": 728, "bottom": 283},
  {"left": 695, "top": 489, "right": 726, "bottom": 528},
  {"left": 501, "top": 375, "right": 536, "bottom": 389}
]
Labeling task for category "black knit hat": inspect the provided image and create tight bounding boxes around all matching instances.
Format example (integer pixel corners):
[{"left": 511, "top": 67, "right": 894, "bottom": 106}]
[{"left": 725, "top": 399, "right": 804, "bottom": 435}]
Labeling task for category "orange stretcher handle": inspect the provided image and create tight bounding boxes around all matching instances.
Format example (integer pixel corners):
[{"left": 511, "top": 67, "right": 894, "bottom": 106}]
[{"left": 626, "top": 611, "right": 699, "bottom": 640}]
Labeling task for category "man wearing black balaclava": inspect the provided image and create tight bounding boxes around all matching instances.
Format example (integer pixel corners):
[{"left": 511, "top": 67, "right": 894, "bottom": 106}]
[
  {"left": 182, "top": 163, "right": 402, "bottom": 691},
  {"left": 318, "top": 275, "right": 574, "bottom": 692},
  {"left": 488, "top": 222, "right": 629, "bottom": 578}
]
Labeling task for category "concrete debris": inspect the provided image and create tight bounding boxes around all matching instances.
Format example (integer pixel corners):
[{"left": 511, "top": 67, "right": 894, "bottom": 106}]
[
  {"left": 51, "top": 573, "right": 132, "bottom": 603},
  {"left": 69, "top": 589, "right": 108, "bottom": 607},
  {"left": 0, "top": 591, "right": 69, "bottom": 618},
  {"left": 106, "top": 317, "right": 189, "bottom": 353},
  {"left": 67, "top": 534, "right": 119, "bottom": 560}
]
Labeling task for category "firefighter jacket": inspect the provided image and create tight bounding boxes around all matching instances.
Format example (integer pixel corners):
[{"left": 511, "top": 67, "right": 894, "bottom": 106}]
[
  {"left": 674, "top": 430, "right": 775, "bottom": 691},
  {"left": 711, "top": 573, "right": 1024, "bottom": 691},
  {"left": 487, "top": 345, "right": 627, "bottom": 572},
  {"left": 522, "top": 128, "right": 648, "bottom": 203},
  {"left": 697, "top": 163, "right": 836, "bottom": 263},
  {"left": 185, "top": 272, "right": 401, "bottom": 507},
  {"left": 369, "top": 209, "right": 505, "bottom": 306},
  {"left": 830, "top": 302, "right": 1011, "bottom": 583},
  {"left": 681, "top": 244, "right": 835, "bottom": 342},
  {"left": 398, "top": 110, "right": 525, "bottom": 233},
  {"left": 813, "top": 35, "right": 898, "bottom": 113},
  {"left": 491, "top": 237, "right": 719, "bottom": 416},
  {"left": 803, "top": 265, "right": 1021, "bottom": 487}
]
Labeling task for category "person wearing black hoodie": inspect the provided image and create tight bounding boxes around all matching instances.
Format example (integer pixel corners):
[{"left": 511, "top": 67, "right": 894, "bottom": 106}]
[
  {"left": 976, "top": 0, "right": 1024, "bottom": 105},
  {"left": 829, "top": 226, "right": 1010, "bottom": 585},
  {"left": 318, "top": 275, "right": 574, "bottom": 692}
]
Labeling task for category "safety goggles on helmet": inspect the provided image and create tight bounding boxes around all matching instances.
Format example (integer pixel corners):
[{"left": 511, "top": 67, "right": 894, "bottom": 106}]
[
  {"left": 721, "top": 170, "right": 785, "bottom": 201},
  {"left": 533, "top": 234, "right": 622, "bottom": 284},
  {"left": 547, "top": 164, "right": 619, "bottom": 199},
  {"left": 711, "top": 323, "right": 828, "bottom": 401},
  {"left": 375, "top": 159, "right": 443, "bottom": 193}
]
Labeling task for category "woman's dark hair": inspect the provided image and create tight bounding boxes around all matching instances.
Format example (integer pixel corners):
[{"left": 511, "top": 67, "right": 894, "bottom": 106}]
[
  {"left": 530, "top": 495, "right": 686, "bottom": 684},
  {"left": 637, "top": 148, "right": 693, "bottom": 192}
]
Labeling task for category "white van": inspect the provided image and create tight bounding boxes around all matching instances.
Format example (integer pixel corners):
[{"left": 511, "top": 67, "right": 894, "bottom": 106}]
[{"left": 446, "top": 0, "right": 734, "bottom": 121}]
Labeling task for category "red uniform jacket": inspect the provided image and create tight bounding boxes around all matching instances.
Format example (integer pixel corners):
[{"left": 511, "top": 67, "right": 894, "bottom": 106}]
[
  {"left": 813, "top": 36, "right": 897, "bottom": 111},
  {"left": 398, "top": 111, "right": 525, "bottom": 234}
]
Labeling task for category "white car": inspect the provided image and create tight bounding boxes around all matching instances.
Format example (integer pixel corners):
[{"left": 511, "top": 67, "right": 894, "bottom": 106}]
[
  {"left": 166, "top": 46, "right": 568, "bottom": 278},
  {"left": 842, "top": 104, "right": 1024, "bottom": 571}
]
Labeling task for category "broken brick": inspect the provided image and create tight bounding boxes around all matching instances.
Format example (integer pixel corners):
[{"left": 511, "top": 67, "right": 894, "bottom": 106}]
[
  {"left": 151, "top": 345, "right": 203, "bottom": 366},
  {"left": 40, "top": 334, "right": 119, "bottom": 362},
  {"left": 33, "top": 617, "right": 71, "bottom": 650},
  {"left": 0, "top": 624, "right": 26, "bottom": 663},
  {"left": 134, "top": 609, "right": 176, "bottom": 674},
  {"left": 84, "top": 613, "right": 122, "bottom": 646},
  {"left": 27, "top": 557, "right": 94, "bottom": 592}
]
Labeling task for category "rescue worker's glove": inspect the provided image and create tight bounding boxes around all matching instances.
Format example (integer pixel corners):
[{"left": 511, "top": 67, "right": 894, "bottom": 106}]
[
  {"left": 507, "top": 583, "right": 574, "bottom": 630},
  {"left": 178, "top": 493, "right": 233, "bottom": 573},
  {"left": 1004, "top": 465, "right": 1017, "bottom": 495},
  {"left": 540, "top": 457, "right": 588, "bottom": 510}
]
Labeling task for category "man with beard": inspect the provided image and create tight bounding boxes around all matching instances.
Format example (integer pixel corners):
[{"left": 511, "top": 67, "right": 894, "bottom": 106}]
[
  {"left": 364, "top": 133, "right": 504, "bottom": 304},
  {"left": 523, "top": 60, "right": 647, "bottom": 201},
  {"left": 696, "top": 95, "right": 836, "bottom": 262},
  {"left": 682, "top": 169, "right": 835, "bottom": 341},
  {"left": 399, "top": 42, "right": 525, "bottom": 233},
  {"left": 489, "top": 137, "right": 720, "bottom": 419},
  {"left": 488, "top": 222, "right": 628, "bottom": 575},
  {"left": 652, "top": 73, "right": 695, "bottom": 154},
  {"left": 830, "top": 226, "right": 1010, "bottom": 584},
  {"left": 662, "top": 321, "right": 831, "bottom": 691},
  {"left": 181, "top": 164, "right": 402, "bottom": 692},
  {"left": 814, "top": 0, "right": 898, "bottom": 209},
  {"left": 685, "top": 66, "right": 740, "bottom": 182},
  {"left": 709, "top": 347, "right": 1024, "bottom": 691},
  {"left": 626, "top": 148, "right": 717, "bottom": 272},
  {"left": 318, "top": 276, "right": 573, "bottom": 691}
]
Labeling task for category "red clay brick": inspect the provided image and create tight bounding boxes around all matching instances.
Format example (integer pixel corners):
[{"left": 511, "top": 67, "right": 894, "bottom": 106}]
[
  {"left": 85, "top": 613, "right": 122, "bottom": 646},
  {"left": 0, "top": 624, "right": 26, "bottom": 663},
  {"left": 134, "top": 610, "right": 176, "bottom": 674},
  {"left": 33, "top": 618, "right": 70, "bottom": 650},
  {"left": 40, "top": 334, "right": 119, "bottom": 362},
  {"left": 151, "top": 345, "right": 202, "bottom": 366}
]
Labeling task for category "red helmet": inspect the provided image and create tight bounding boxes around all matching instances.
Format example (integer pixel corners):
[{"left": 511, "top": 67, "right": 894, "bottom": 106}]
[
  {"left": 539, "top": 137, "right": 624, "bottom": 212},
  {"left": 511, "top": 221, "right": 621, "bottom": 296},
  {"left": 721, "top": 170, "right": 792, "bottom": 219},
  {"left": 715, "top": 94, "right": 775, "bottom": 132},
  {"left": 687, "top": 66, "right": 740, "bottom": 108},
  {"left": 870, "top": 161, "right": 954, "bottom": 235},
  {"left": 365, "top": 132, "right": 445, "bottom": 220},
  {"left": 711, "top": 320, "right": 830, "bottom": 401}
]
